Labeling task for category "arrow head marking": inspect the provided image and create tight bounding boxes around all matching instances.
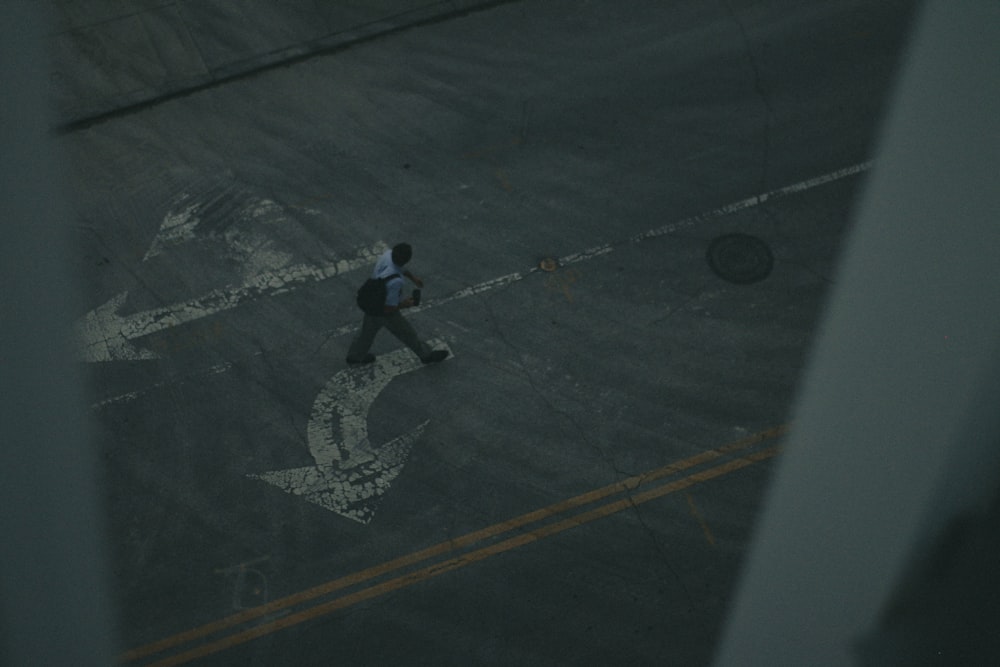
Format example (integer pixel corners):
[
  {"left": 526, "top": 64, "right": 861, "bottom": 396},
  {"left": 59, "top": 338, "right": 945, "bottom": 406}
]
[
  {"left": 249, "top": 421, "right": 429, "bottom": 524},
  {"left": 143, "top": 200, "right": 199, "bottom": 261},
  {"left": 73, "top": 292, "right": 161, "bottom": 362}
]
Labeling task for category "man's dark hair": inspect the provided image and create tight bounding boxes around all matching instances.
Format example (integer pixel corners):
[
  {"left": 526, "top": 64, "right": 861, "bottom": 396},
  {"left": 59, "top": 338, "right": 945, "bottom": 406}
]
[{"left": 391, "top": 243, "right": 413, "bottom": 266}]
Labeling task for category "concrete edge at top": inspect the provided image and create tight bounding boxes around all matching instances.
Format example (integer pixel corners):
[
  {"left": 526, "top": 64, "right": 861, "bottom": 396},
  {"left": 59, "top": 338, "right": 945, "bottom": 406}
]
[{"left": 49, "top": 0, "right": 520, "bottom": 133}]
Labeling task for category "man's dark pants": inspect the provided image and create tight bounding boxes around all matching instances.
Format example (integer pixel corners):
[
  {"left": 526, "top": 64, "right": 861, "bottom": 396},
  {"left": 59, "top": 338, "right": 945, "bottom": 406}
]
[{"left": 347, "top": 312, "right": 431, "bottom": 361}]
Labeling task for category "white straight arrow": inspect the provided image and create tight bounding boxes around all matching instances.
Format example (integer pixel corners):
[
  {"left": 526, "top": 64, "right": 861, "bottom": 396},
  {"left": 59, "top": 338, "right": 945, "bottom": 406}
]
[
  {"left": 249, "top": 339, "right": 452, "bottom": 524},
  {"left": 74, "top": 242, "right": 385, "bottom": 362}
]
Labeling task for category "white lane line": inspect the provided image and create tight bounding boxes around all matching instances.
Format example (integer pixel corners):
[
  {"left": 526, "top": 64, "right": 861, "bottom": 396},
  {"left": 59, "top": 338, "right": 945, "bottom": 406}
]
[
  {"left": 325, "top": 270, "right": 527, "bottom": 339},
  {"left": 560, "top": 161, "right": 873, "bottom": 265},
  {"left": 92, "top": 161, "right": 871, "bottom": 407},
  {"left": 76, "top": 242, "right": 385, "bottom": 362},
  {"left": 330, "top": 161, "right": 873, "bottom": 338},
  {"left": 88, "top": 362, "right": 235, "bottom": 410}
]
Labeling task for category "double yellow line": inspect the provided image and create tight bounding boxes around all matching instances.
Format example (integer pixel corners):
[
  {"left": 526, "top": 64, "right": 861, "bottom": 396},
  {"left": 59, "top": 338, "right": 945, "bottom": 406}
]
[{"left": 125, "top": 424, "right": 788, "bottom": 666}]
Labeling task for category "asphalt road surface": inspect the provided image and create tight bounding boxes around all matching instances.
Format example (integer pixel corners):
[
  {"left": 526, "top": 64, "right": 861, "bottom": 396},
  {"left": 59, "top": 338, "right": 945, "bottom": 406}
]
[{"left": 62, "top": 0, "right": 918, "bottom": 664}]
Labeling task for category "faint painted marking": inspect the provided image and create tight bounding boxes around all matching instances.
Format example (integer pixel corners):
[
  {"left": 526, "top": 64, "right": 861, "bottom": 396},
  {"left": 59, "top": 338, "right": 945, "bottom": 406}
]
[
  {"left": 495, "top": 168, "right": 513, "bottom": 191},
  {"left": 143, "top": 199, "right": 199, "bottom": 260},
  {"left": 144, "top": 191, "right": 294, "bottom": 274},
  {"left": 214, "top": 557, "right": 271, "bottom": 611},
  {"left": 686, "top": 492, "right": 716, "bottom": 546},
  {"left": 248, "top": 339, "right": 452, "bottom": 524},
  {"left": 89, "top": 361, "right": 233, "bottom": 410},
  {"left": 75, "top": 242, "right": 384, "bottom": 362},
  {"left": 544, "top": 268, "right": 580, "bottom": 303}
]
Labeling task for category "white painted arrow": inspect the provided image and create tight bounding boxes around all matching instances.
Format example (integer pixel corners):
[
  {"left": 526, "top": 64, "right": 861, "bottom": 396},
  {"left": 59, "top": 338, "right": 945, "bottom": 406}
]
[
  {"left": 74, "top": 292, "right": 162, "bottom": 362},
  {"left": 142, "top": 199, "right": 200, "bottom": 261},
  {"left": 248, "top": 339, "right": 452, "bottom": 524},
  {"left": 74, "top": 242, "right": 384, "bottom": 362}
]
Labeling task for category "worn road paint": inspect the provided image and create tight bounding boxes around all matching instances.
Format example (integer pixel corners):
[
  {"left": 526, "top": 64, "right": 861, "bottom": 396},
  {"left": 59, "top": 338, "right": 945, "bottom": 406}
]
[
  {"left": 214, "top": 556, "right": 271, "bottom": 612},
  {"left": 495, "top": 168, "right": 513, "bottom": 191},
  {"left": 75, "top": 242, "right": 384, "bottom": 362},
  {"left": 74, "top": 292, "right": 162, "bottom": 362},
  {"left": 545, "top": 268, "right": 579, "bottom": 303},
  {"left": 144, "top": 192, "right": 293, "bottom": 268},
  {"left": 248, "top": 339, "right": 452, "bottom": 523},
  {"left": 559, "top": 161, "right": 874, "bottom": 267},
  {"left": 89, "top": 361, "right": 234, "bottom": 410},
  {"left": 142, "top": 200, "right": 200, "bottom": 261},
  {"left": 686, "top": 492, "right": 716, "bottom": 546}
]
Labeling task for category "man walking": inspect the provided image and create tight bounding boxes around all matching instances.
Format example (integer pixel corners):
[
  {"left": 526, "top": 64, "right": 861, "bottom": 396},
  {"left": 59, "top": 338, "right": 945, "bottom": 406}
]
[{"left": 346, "top": 243, "right": 449, "bottom": 365}]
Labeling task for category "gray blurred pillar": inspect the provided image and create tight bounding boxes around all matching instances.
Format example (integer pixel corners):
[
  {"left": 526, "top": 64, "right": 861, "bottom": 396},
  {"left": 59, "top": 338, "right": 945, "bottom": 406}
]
[
  {"left": 713, "top": 1, "right": 1000, "bottom": 665},
  {"left": 0, "top": 3, "right": 118, "bottom": 665}
]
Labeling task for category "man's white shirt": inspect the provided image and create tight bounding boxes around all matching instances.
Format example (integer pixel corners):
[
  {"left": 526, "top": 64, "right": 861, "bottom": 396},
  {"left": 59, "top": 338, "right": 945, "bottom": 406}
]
[{"left": 373, "top": 249, "right": 405, "bottom": 308}]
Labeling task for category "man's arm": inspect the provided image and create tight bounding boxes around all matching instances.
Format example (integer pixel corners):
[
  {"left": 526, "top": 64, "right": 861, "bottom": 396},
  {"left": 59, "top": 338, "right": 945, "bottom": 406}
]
[{"left": 403, "top": 270, "right": 424, "bottom": 288}]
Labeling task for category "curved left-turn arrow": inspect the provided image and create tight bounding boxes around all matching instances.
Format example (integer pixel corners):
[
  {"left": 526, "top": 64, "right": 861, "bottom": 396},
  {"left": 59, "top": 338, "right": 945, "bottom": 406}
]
[{"left": 248, "top": 339, "right": 452, "bottom": 524}]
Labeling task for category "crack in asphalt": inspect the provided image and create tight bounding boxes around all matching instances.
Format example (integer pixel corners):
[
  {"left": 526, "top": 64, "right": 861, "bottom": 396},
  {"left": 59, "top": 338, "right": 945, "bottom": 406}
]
[
  {"left": 477, "top": 280, "right": 632, "bottom": 495},
  {"left": 721, "top": 3, "right": 840, "bottom": 289},
  {"left": 55, "top": 0, "right": 528, "bottom": 134},
  {"left": 625, "top": 497, "right": 699, "bottom": 612},
  {"left": 721, "top": 0, "right": 776, "bottom": 194}
]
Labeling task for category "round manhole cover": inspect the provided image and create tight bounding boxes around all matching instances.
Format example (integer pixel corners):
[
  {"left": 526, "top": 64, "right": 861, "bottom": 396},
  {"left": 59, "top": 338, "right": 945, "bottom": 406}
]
[{"left": 706, "top": 234, "right": 774, "bottom": 284}]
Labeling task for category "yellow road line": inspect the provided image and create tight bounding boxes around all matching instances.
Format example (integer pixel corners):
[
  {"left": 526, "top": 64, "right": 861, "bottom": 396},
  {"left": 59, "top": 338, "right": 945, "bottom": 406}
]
[{"left": 125, "top": 426, "right": 786, "bottom": 665}]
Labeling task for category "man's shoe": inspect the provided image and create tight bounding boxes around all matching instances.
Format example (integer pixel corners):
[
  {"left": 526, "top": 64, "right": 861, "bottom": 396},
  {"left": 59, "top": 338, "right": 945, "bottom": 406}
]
[
  {"left": 346, "top": 354, "right": 376, "bottom": 365},
  {"left": 421, "top": 350, "right": 449, "bottom": 364}
]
